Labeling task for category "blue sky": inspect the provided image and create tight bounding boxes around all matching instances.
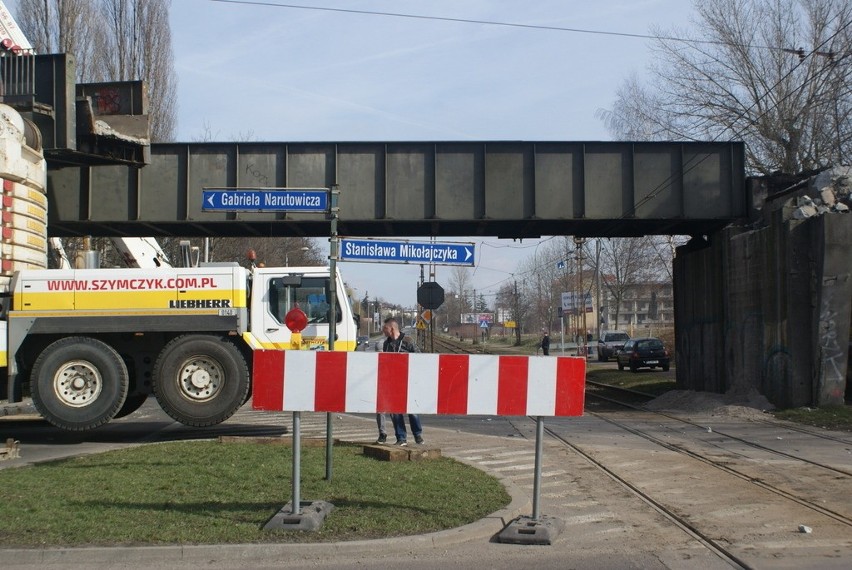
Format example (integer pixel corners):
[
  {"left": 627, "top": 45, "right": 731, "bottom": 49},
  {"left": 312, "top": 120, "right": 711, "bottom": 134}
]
[
  {"left": 166, "top": 1, "right": 695, "bottom": 307},
  {"left": 172, "top": 0, "right": 694, "bottom": 143},
  {"left": 7, "top": 0, "right": 696, "bottom": 307}
]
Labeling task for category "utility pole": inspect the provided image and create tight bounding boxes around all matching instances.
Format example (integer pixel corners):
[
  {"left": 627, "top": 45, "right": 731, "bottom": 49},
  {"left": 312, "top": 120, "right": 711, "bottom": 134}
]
[
  {"left": 574, "top": 237, "right": 586, "bottom": 356},
  {"left": 472, "top": 288, "right": 478, "bottom": 345},
  {"left": 595, "top": 239, "right": 602, "bottom": 342}
]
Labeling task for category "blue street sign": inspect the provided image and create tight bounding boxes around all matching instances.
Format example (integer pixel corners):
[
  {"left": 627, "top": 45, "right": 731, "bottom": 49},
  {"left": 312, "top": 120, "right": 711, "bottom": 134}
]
[
  {"left": 202, "top": 188, "right": 329, "bottom": 212},
  {"left": 339, "top": 238, "right": 475, "bottom": 266}
]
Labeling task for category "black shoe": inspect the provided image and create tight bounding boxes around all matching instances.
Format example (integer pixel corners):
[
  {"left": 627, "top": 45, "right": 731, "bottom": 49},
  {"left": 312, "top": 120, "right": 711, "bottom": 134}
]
[
  {"left": 375, "top": 434, "right": 387, "bottom": 444},
  {"left": 415, "top": 435, "right": 424, "bottom": 445},
  {"left": 395, "top": 439, "right": 408, "bottom": 447}
]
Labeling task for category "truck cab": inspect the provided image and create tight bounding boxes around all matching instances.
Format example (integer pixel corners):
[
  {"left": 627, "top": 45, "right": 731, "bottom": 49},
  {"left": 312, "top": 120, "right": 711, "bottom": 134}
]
[{"left": 248, "top": 266, "right": 357, "bottom": 351}]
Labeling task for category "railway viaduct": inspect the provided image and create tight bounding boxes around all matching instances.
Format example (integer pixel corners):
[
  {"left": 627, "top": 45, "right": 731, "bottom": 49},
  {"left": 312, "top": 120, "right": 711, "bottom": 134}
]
[{"left": 14, "top": 54, "right": 852, "bottom": 409}]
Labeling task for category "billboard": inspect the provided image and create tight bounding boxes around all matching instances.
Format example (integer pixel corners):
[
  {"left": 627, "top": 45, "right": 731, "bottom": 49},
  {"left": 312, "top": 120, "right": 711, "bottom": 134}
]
[
  {"left": 461, "top": 312, "right": 493, "bottom": 324},
  {"left": 561, "top": 291, "right": 593, "bottom": 315}
]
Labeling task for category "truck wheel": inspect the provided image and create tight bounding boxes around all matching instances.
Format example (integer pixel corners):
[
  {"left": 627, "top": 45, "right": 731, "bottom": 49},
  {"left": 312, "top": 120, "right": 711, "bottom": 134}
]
[
  {"left": 153, "top": 335, "right": 249, "bottom": 427},
  {"left": 31, "top": 337, "right": 129, "bottom": 431}
]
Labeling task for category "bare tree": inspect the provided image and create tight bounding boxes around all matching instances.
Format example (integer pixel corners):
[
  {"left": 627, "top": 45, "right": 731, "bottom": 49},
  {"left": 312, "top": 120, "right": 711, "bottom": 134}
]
[
  {"left": 16, "top": 0, "right": 178, "bottom": 141},
  {"left": 17, "top": 0, "right": 105, "bottom": 81},
  {"left": 496, "top": 280, "right": 529, "bottom": 346},
  {"left": 203, "top": 237, "right": 322, "bottom": 268},
  {"left": 446, "top": 266, "right": 473, "bottom": 324},
  {"left": 592, "top": 237, "right": 657, "bottom": 328},
  {"left": 100, "top": 0, "right": 177, "bottom": 141},
  {"left": 525, "top": 240, "right": 564, "bottom": 335},
  {"left": 599, "top": 0, "right": 852, "bottom": 174}
]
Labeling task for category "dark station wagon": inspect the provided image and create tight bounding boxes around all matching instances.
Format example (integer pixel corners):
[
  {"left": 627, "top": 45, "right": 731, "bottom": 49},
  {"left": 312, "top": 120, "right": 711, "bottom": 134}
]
[{"left": 616, "top": 337, "right": 670, "bottom": 372}]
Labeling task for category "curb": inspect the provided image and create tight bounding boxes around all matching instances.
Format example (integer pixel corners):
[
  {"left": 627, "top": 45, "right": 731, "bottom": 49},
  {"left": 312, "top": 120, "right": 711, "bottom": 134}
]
[
  {"left": 3, "top": 418, "right": 534, "bottom": 566},
  {"left": 4, "top": 473, "right": 531, "bottom": 566}
]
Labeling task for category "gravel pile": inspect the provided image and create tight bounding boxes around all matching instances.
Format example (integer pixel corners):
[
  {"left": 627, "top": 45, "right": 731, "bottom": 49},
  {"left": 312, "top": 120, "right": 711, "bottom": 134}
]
[{"left": 645, "top": 389, "right": 775, "bottom": 420}]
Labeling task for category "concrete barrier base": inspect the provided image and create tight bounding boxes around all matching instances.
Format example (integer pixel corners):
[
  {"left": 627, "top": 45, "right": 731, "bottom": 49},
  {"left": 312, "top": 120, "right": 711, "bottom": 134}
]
[
  {"left": 496, "top": 515, "right": 564, "bottom": 545},
  {"left": 263, "top": 500, "right": 334, "bottom": 531}
]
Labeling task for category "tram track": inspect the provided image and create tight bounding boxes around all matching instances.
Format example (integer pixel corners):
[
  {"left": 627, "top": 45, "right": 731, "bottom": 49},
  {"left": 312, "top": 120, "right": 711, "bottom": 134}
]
[
  {"left": 585, "top": 380, "right": 852, "bottom": 478},
  {"left": 543, "top": 424, "right": 754, "bottom": 570},
  {"left": 428, "top": 337, "right": 852, "bottom": 563}
]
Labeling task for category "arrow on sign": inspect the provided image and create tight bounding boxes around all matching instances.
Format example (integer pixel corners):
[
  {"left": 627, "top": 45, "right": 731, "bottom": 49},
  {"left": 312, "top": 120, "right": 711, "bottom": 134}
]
[{"left": 339, "top": 238, "right": 475, "bottom": 267}]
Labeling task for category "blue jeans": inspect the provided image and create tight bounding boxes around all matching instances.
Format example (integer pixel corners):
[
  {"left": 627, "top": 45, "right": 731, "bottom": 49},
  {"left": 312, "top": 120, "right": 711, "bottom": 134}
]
[{"left": 391, "top": 414, "right": 422, "bottom": 442}]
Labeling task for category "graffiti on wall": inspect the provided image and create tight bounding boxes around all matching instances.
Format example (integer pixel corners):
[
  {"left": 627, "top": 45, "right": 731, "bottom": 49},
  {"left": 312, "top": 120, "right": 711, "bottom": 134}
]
[{"left": 818, "top": 294, "right": 847, "bottom": 401}]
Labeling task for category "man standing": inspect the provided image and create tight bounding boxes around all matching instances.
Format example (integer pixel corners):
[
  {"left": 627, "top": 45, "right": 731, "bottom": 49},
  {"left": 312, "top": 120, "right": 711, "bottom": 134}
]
[
  {"left": 541, "top": 330, "right": 551, "bottom": 356},
  {"left": 381, "top": 317, "right": 424, "bottom": 446}
]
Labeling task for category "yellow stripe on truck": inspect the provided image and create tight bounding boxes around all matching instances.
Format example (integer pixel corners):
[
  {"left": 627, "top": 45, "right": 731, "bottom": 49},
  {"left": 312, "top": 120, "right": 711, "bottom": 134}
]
[
  {"left": 13, "top": 268, "right": 248, "bottom": 312},
  {"left": 15, "top": 290, "right": 247, "bottom": 311}
]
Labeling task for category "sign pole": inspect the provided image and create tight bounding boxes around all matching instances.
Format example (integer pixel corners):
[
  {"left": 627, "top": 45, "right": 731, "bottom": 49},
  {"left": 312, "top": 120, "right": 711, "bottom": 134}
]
[
  {"left": 532, "top": 416, "right": 544, "bottom": 520},
  {"left": 326, "top": 186, "right": 339, "bottom": 481},
  {"left": 292, "top": 411, "right": 301, "bottom": 514}
]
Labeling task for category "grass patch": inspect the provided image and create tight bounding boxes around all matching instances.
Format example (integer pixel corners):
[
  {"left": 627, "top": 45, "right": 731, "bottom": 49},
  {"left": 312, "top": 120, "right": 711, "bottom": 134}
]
[
  {"left": 0, "top": 441, "right": 509, "bottom": 547},
  {"left": 586, "top": 367, "right": 676, "bottom": 396},
  {"left": 772, "top": 405, "right": 852, "bottom": 432}
]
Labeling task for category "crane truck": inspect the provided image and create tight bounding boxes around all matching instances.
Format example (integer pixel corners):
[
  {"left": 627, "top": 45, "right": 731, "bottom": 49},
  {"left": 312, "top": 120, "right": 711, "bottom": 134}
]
[
  {"left": 0, "top": 3, "right": 357, "bottom": 431},
  {"left": 0, "top": 101, "right": 357, "bottom": 432}
]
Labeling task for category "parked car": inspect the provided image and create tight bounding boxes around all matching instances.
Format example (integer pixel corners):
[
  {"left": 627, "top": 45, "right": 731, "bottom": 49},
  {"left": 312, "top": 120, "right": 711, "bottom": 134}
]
[
  {"left": 616, "top": 337, "right": 670, "bottom": 372},
  {"left": 597, "top": 330, "right": 630, "bottom": 361}
]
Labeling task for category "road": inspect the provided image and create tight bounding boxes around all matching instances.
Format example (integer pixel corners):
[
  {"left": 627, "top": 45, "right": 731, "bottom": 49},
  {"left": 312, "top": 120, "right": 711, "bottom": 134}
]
[{"left": 3, "top": 387, "right": 852, "bottom": 569}]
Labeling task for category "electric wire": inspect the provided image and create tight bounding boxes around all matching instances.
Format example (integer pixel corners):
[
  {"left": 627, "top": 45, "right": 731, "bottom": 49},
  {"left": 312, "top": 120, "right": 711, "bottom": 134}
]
[
  {"left": 207, "top": 1, "right": 850, "bottom": 304},
  {"left": 208, "top": 0, "right": 791, "bottom": 54}
]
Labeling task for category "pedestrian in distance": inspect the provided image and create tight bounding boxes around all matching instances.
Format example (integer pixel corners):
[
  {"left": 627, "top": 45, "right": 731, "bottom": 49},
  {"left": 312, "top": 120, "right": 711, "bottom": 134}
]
[
  {"left": 541, "top": 330, "right": 550, "bottom": 356},
  {"left": 381, "top": 316, "right": 424, "bottom": 446}
]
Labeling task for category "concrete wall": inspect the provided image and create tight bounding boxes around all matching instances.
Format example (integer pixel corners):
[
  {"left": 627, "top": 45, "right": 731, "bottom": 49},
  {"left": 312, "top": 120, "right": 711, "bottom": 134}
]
[
  {"left": 816, "top": 214, "right": 852, "bottom": 404},
  {"left": 674, "top": 170, "right": 851, "bottom": 408}
]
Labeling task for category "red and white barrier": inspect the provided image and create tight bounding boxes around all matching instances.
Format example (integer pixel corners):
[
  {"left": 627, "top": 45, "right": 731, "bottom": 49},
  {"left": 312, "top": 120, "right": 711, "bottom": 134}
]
[{"left": 252, "top": 351, "right": 585, "bottom": 417}]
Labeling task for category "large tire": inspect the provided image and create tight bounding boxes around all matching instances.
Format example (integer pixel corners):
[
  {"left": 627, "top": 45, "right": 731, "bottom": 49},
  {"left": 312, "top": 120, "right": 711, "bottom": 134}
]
[
  {"left": 153, "top": 335, "right": 249, "bottom": 427},
  {"left": 30, "top": 337, "right": 129, "bottom": 431}
]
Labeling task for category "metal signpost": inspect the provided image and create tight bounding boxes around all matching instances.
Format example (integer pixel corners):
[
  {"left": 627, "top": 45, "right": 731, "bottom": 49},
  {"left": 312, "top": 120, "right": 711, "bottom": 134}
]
[
  {"left": 338, "top": 238, "right": 475, "bottom": 266},
  {"left": 326, "top": 187, "right": 339, "bottom": 481},
  {"left": 208, "top": 186, "right": 333, "bottom": 526}
]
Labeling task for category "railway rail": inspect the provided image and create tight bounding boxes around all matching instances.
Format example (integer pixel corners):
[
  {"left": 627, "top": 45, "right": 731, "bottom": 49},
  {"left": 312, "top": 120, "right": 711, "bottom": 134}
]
[{"left": 432, "top": 334, "right": 852, "bottom": 568}]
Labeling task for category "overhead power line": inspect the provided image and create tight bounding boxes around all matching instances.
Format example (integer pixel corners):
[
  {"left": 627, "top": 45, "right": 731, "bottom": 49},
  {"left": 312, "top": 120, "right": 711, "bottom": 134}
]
[{"left": 208, "top": 0, "right": 794, "bottom": 54}]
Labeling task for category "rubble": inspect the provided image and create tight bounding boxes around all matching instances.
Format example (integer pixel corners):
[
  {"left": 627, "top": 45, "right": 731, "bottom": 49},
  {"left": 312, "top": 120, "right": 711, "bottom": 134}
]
[{"left": 791, "top": 166, "right": 852, "bottom": 219}]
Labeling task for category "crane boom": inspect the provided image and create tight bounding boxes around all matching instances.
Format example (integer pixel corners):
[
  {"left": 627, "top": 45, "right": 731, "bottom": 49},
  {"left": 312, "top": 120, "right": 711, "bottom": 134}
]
[{"left": 0, "top": 1, "right": 33, "bottom": 54}]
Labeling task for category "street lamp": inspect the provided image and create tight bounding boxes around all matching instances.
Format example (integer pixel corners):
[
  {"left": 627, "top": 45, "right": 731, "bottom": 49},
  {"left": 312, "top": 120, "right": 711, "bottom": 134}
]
[
  {"left": 285, "top": 246, "right": 310, "bottom": 266},
  {"left": 574, "top": 237, "right": 586, "bottom": 356}
]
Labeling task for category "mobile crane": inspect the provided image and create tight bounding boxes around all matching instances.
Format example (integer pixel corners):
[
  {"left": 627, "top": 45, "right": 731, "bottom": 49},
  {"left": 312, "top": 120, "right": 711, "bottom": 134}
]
[{"left": 0, "top": 6, "right": 357, "bottom": 431}]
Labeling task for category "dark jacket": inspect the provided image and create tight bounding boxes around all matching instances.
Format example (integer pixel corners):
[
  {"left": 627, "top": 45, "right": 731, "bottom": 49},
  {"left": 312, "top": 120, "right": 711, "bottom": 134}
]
[
  {"left": 541, "top": 334, "right": 550, "bottom": 354},
  {"left": 383, "top": 332, "right": 420, "bottom": 353}
]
